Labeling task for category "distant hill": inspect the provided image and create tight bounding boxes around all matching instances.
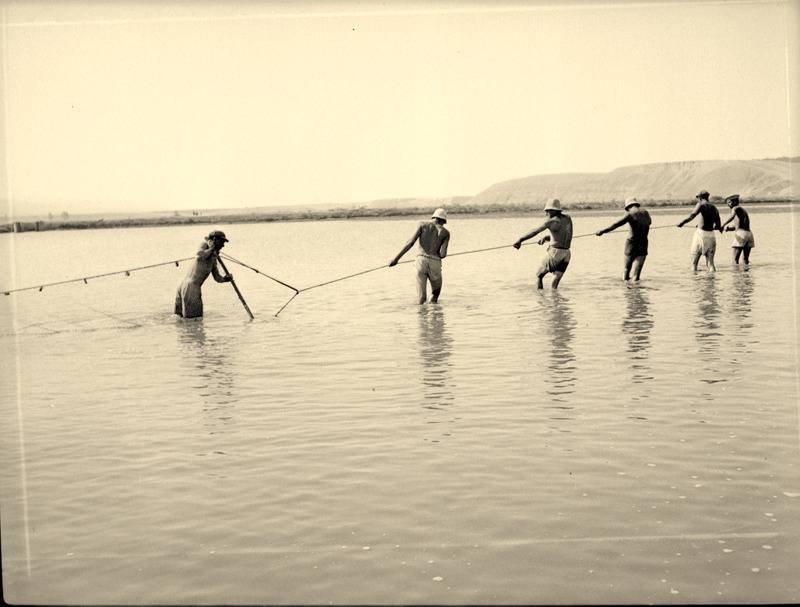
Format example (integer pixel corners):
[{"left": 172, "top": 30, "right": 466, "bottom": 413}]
[{"left": 461, "top": 158, "right": 799, "bottom": 208}]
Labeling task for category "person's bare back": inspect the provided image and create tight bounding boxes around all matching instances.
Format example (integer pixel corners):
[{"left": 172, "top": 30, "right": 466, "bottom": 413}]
[{"left": 416, "top": 221, "right": 450, "bottom": 257}]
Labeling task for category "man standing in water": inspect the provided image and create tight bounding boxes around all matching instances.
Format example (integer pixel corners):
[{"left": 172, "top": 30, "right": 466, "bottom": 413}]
[
  {"left": 595, "top": 196, "right": 652, "bottom": 281},
  {"left": 513, "top": 198, "right": 573, "bottom": 289},
  {"left": 174, "top": 230, "right": 233, "bottom": 318},
  {"left": 677, "top": 189, "right": 722, "bottom": 271},
  {"left": 720, "top": 194, "right": 755, "bottom": 265},
  {"left": 389, "top": 208, "right": 450, "bottom": 304}
]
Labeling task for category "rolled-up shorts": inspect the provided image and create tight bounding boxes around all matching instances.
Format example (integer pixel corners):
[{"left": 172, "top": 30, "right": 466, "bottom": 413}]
[
  {"left": 537, "top": 246, "right": 571, "bottom": 275},
  {"left": 624, "top": 238, "right": 648, "bottom": 258},
  {"left": 415, "top": 254, "right": 442, "bottom": 285},
  {"left": 732, "top": 229, "right": 755, "bottom": 248},
  {"left": 691, "top": 229, "right": 716, "bottom": 256},
  {"left": 174, "top": 281, "right": 203, "bottom": 318}
]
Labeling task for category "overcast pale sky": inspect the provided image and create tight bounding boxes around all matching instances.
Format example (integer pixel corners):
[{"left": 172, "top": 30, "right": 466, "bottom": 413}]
[{"left": 2, "top": 0, "right": 798, "bottom": 217}]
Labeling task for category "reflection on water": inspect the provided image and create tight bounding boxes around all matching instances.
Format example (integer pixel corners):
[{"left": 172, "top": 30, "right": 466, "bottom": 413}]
[
  {"left": 539, "top": 292, "right": 577, "bottom": 406},
  {"left": 417, "top": 306, "right": 455, "bottom": 442},
  {"left": 177, "top": 321, "right": 236, "bottom": 455},
  {"left": 693, "top": 274, "right": 722, "bottom": 356},
  {"left": 728, "top": 267, "right": 755, "bottom": 331},
  {"left": 621, "top": 285, "right": 654, "bottom": 383}
]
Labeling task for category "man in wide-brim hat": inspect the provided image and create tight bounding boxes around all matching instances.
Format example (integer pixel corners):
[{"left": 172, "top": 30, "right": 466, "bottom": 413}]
[
  {"left": 512, "top": 198, "right": 574, "bottom": 289},
  {"left": 595, "top": 196, "right": 652, "bottom": 281},
  {"left": 389, "top": 209, "right": 451, "bottom": 304}
]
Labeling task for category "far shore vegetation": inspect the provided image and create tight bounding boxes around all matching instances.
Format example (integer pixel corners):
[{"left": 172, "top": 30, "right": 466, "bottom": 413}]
[{"left": 3, "top": 198, "right": 796, "bottom": 233}]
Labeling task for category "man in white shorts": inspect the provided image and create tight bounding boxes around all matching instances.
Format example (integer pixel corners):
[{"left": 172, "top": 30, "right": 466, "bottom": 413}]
[
  {"left": 677, "top": 190, "right": 722, "bottom": 271},
  {"left": 720, "top": 194, "right": 755, "bottom": 265},
  {"left": 389, "top": 208, "right": 451, "bottom": 304}
]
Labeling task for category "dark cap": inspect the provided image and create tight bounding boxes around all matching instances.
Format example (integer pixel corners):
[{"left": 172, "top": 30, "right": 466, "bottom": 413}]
[
  {"left": 724, "top": 194, "right": 740, "bottom": 204},
  {"left": 208, "top": 230, "right": 229, "bottom": 242},
  {"left": 695, "top": 190, "right": 710, "bottom": 200}
]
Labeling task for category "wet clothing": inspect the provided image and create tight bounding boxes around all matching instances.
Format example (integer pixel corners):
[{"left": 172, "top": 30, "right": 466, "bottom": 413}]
[
  {"left": 732, "top": 229, "right": 755, "bottom": 249},
  {"left": 174, "top": 281, "right": 203, "bottom": 318},
  {"left": 691, "top": 229, "right": 717, "bottom": 256},
  {"left": 538, "top": 246, "right": 571, "bottom": 275},
  {"left": 415, "top": 254, "right": 442, "bottom": 284}
]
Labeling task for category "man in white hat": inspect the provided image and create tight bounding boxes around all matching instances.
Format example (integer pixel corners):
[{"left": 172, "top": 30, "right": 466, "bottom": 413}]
[
  {"left": 595, "top": 197, "right": 652, "bottom": 281},
  {"left": 513, "top": 198, "right": 573, "bottom": 289},
  {"left": 174, "top": 230, "right": 233, "bottom": 318},
  {"left": 677, "top": 189, "right": 722, "bottom": 271},
  {"left": 389, "top": 208, "right": 450, "bottom": 304},
  {"left": 720, "top": 194, "right": 754, "bottom": 264}
]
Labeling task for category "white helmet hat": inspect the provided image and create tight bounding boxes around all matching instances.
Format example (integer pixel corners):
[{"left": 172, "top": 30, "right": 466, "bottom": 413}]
[
  {"left": 543, "top": 198, "right": 562, "bottom": 211},
  {"left": 431, "top": 208, "right": 447, "bottom": 223},
  {"left": 624, "top": 197, "right": 640, "bottom": 210}
]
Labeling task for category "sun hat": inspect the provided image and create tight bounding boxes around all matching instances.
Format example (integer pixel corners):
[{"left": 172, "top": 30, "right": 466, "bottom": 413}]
[
  {"left": 724, "top": 194, "right": 740, "bottom": 204},
  {"left": 695, "top": 190, "right": 710, "bottom": 200},
  {"left": 208, "top": 230, "right": 229, "bottom": 242},
  {"left": 431, "top": 208, "right": 447, "bottom": 223},
  {"left": 624, "top": 197, "right": 640, "bottom": 209},
  {"left": 544, "top": 198, "right": 562, "bottom": 211}
]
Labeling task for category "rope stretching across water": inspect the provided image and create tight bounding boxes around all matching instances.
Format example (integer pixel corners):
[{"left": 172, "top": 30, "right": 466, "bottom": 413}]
[{"left": 2, "top": 257, "right": 195, "bottom": 295}]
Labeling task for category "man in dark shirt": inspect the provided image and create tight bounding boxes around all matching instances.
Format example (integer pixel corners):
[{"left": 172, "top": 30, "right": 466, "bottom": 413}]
[{"left": 720, "top": 194, "right": 755, "bottom": 264}]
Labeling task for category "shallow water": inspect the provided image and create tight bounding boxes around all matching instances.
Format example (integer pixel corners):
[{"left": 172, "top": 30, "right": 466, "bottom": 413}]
[{"left": 1, "top": 206, "right": 799, "bottom": 604}]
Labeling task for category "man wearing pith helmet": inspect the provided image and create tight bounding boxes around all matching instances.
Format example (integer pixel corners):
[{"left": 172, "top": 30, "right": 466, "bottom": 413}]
[
  {"left": 513, "top": 198, "right": 573, "bottom": 289},
  {"left": 595, "top": 196, "right": 652, "bottom": 281},
  {"left": 174, "top": 230, "right": 233, "bottom": 318},
  {"left": 677, "top": 189, "right": 722, "bottom": 272},
  {"left": 720, "top": 194, "right": 755, "bottom": 265},
  {"left": 389, "top": 208, "right": 451, "bottom": 304}
]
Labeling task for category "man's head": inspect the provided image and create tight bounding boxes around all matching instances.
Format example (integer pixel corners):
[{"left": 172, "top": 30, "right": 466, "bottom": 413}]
[
  {"left": 695, "top": 189, "right": 710, "bottom": 201},
  {"left": 725, "top": 194, "right": 740, "bottom": 208},
  {"left": 544, "top": 198, "right": 562, "bottom": 216},
  {"left": 208, "top": 230, "right": 229, "bottom": 249},
  {"left": 624, "top": 197, "right": 640, "bottom": 211},
  {"left": 431, "top": 208, "right": 448, "bottom": 224}
]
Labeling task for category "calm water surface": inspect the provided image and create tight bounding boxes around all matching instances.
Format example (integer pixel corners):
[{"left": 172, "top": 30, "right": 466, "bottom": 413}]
[{"left": 1, "top": 207, "right": 799, "bottom": 604}]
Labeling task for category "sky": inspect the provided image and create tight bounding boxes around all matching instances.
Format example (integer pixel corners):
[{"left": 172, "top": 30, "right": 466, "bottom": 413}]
[{"left": 1, "top": 0, "right": 799, "bottom": 217}]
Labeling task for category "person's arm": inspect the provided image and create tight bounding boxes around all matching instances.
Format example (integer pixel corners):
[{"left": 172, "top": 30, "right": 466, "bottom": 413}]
[
  {"left": 513, "top": 221, "right": 548, "bottom": 249},
  {"left": 721, "top": 209, "right": 736, "bottom": 230},
  {"left": 596, "top": 214, "right": 629, "bottom": 236},
  {"left": 389, "top": 224, "right": 422, "bottom": 266},
  {"left": 197, "top": 239, "right": 217, "bottom": 260},
  {"left": 677, "top": 203, "right": 701, "bottom": 228},
  {"left": 713, "top": 208, "right": 723, "bottom": 232},
  {"left": 438, "top": 232, "right": 450, "bottom": 259}
]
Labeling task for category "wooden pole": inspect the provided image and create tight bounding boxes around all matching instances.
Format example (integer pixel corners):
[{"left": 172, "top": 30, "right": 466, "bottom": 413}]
[{"left": 217, "top": 258, "right": 254, "bottom": 320}]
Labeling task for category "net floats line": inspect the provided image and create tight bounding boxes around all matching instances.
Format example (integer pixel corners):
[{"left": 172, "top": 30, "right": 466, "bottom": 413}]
[{"left": 2, "top": 257, "right": 195, "bottom": 296}]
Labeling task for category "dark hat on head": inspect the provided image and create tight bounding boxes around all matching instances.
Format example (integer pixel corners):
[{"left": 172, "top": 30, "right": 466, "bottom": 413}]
[
  {"left": 208, "top": 230, "right": 229, "bottom": 242},
  {"left": 695, "top": 189, "right": 710, "bottom": 200},
  {"left": 724, "top": 194, "right": 740, "bottom": 204}
]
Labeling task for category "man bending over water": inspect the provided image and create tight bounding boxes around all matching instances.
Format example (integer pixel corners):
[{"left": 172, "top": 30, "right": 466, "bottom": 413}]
[
  {"left": 513, "top": 198, "right": 573, "bottom": 289},
  {"left": 677, "top": 190, "right": 722, "bottom": 272},
  {"left": 389, "top": 208, "right": 450, "bottom": 304},
  {"left": 174, "top": 230, "right": 233, "bottom": 318}
]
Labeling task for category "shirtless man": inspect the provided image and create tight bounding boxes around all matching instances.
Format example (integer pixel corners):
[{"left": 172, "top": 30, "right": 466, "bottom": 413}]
[
  {"left": 389, "top": 208, "right": 450, "bottom": 304},
  {"left": 513, "top": 198, "right": 573, "bottom": 289},
  {"left": 720, "top": 194, "right": 755, "bottom": 264},
  {"left": 174, "top": 230, "right": 233, "bottom": 318},
  {"left": 595, "top": 196, "right": 652, "bottom": 281},
  {"left": 677, "top": 190, "right": 722, "bottom": 271}
]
